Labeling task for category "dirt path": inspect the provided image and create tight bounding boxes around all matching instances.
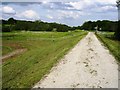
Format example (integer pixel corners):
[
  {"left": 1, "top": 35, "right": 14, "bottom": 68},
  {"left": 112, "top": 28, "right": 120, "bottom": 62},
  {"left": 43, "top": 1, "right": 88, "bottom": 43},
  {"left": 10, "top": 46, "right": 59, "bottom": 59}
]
[
  {"left": 2, "top": 49, "right": 27, "bottom": 61},
  {"left": 33, "top": 32, "right": 118, "bottom": 88}
]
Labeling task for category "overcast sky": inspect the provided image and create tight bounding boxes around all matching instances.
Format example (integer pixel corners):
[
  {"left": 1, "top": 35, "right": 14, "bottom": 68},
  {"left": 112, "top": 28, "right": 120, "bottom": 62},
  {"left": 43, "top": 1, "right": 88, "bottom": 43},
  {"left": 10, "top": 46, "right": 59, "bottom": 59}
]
[{"left": 1, "top": 0, "right": 118, "bottom": 26}]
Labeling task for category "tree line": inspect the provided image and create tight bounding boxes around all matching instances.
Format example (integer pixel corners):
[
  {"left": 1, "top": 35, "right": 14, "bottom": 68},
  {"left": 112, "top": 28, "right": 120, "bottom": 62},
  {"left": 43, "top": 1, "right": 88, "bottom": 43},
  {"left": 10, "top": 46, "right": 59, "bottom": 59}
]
[
  {"left": 75, "top": 20, "right": 117, "bottom": 32},
  {"left": 2, "top": 18, "right": 74, "bottom": 32},
  {"left": 1, "top": 18, "right": 118, "bottom": 32}
]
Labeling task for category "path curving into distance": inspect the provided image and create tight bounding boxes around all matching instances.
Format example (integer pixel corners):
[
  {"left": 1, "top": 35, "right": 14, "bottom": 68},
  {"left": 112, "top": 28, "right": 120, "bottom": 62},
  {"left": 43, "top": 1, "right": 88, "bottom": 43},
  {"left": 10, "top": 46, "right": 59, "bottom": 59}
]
[{"left": 33, "top": 32, "right": 118, "bottom": 88}]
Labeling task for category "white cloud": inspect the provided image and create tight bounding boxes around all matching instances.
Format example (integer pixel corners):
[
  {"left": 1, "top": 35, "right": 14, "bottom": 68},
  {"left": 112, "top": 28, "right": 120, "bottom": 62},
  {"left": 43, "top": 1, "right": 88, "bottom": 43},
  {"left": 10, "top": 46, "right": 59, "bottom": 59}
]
[
  {"left": 46, "top": 15, "right": 53, "bottom": 19},
  {"left": 67, "top": 0, "right": 116, "bottom": 11},
  {"left": 42, "top": 0, "right": 50, "bottom": 4},
  {"left": 68, "top": 0, "right": 94, "bottom": 10},
  {"left": 95, "top": 0, "right": 116, "bottom": 5},
  {"left": 100, "top": 5, "right": 117, "bottom": 11},
  {"left": 2, "top": 6, "right": 16, "bottom": 14},
  {"left": 16, "top": 10, "right": 40, "bottom": 20},
  {"left": 87, "top": 4, "right": 117, "bottom": 13},
  {"left": 57, "top": 11, "right": 85, "bottom": 19}
]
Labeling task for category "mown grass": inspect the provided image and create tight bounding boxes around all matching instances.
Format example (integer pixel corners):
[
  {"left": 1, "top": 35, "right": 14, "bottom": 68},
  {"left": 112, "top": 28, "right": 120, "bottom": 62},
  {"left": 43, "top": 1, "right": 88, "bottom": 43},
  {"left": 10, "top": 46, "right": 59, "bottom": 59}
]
[
  {"left": 2, "top": 31, "right": 87, "bottom": 88},
  {"left": 2, "top": 31, "right": 85, "bottom": 55},
  {"left": 96, "top": 32, "right": 120, "bottom": 62}
]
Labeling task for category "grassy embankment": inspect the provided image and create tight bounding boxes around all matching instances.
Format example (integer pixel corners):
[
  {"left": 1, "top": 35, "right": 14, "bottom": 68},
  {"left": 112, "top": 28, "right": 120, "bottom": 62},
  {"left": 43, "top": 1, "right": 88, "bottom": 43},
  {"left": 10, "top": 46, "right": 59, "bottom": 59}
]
[
  {"left": 96, "top": 32, "right": 120, "bottom": 62},
  {"left": 2, "top": 30, "right": 87, "bottom": 88}
]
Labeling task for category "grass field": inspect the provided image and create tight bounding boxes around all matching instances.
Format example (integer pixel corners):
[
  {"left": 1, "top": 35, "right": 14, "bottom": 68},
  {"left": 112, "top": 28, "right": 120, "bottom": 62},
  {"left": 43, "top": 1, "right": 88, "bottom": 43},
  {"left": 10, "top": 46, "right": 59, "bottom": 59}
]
[
  {"left": 96, "top": 32, "right": 120, "bottom": 62},
  {"left": 2, "top": 31, "right": 87, "bottom": 88}
]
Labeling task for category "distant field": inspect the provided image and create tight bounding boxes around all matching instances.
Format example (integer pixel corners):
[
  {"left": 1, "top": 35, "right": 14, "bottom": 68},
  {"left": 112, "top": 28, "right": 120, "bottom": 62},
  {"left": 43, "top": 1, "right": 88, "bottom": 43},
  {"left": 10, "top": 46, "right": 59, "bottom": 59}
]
[
  {"left": 96, "top": 32, "right": 120, "bottom": 62},
  {"left": 2, "top": 31, "right": 87, "bottom": 88}
]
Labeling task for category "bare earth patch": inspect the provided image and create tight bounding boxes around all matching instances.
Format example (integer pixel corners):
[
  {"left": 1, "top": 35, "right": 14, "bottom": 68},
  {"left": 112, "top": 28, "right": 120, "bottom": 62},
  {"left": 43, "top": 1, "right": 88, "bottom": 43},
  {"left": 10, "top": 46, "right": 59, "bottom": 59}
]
[
  {"left": 2, "top": 49, "right": 27, "bottom": 61},
  {"left": 33, "top": 32, "right": 118, "bottom": 88}
]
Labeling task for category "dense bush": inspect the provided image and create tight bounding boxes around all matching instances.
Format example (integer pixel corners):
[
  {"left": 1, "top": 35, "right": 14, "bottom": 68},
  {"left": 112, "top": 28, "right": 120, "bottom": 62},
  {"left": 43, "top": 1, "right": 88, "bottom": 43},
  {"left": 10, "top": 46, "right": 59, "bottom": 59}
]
[{"left": 2, "top": 25, "right": 11, "bottom": 32}]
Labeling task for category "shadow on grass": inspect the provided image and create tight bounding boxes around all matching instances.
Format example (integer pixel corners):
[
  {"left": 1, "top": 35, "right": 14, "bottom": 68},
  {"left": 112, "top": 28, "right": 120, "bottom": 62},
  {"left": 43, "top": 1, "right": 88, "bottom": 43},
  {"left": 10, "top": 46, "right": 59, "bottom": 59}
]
[{"left": 104, "top": 34, "right": 120, "bottom": 41}]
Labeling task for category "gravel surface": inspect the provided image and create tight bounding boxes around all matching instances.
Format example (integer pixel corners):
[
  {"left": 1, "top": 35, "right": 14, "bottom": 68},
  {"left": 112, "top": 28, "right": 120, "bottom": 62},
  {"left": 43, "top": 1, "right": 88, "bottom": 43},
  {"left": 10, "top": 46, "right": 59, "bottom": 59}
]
[{"left": 33, "top": 32, "right": 118, "bottom": 88}]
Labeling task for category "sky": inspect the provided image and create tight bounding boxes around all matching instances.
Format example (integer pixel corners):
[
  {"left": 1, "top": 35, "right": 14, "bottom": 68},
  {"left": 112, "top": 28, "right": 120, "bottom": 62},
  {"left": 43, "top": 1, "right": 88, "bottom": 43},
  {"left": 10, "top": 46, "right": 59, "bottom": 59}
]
[{"left": 0, "top": 0, "right": 118, "bottom": 26}]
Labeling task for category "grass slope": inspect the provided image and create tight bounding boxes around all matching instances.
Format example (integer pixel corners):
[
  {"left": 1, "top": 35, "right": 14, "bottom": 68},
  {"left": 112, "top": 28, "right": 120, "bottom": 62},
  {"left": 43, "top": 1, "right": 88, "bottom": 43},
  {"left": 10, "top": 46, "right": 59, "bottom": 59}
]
[
  {"left": 96, "top": 32, "right": 120, "bottom": 62},
  {"left": 2, "top": 31, "right": 87, "bottom": 88}
]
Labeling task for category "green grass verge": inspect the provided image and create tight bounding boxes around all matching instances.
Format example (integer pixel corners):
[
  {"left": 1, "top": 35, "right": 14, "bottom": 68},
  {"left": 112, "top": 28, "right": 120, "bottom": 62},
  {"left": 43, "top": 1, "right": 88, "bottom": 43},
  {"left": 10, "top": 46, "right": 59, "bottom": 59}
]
[
  {"left": 95, "top": 32, "right": 120, "bottom": 62},
  {"left": 2, "top": 31, "right": 88, "bottom": 88},
  {"left": 2, "top": 46, "right": 13, "bottom": 55}
]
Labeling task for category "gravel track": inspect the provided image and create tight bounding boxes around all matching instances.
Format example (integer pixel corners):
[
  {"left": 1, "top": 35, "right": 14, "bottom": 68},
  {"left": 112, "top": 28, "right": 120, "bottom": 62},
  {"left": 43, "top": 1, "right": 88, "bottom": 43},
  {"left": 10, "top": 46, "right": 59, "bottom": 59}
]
[{"left": 33, "top": 32, "right": 118, "bottom": 88}]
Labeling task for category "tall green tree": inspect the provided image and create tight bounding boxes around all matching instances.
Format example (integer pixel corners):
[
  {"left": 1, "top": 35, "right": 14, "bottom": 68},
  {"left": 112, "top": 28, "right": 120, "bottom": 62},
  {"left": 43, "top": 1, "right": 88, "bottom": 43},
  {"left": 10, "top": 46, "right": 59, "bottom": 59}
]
[
  {"left": 115, "top": 0, "right": 120, "bottom": 40},
  {"left": 8, "top": 17, "right": 16, "bottom": 24},
  {"left": 7, "top": 17, "right": 16, "bottom": 31},
  {"left": 114, "top": 21, "right": 120, "bottom": 40}
]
